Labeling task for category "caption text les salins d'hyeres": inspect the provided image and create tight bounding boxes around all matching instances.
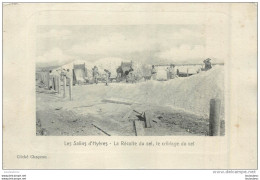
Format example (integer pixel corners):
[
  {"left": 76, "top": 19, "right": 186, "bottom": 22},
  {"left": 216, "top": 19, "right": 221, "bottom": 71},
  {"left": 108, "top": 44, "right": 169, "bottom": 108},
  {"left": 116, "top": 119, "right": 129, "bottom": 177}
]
[{"left": 64, "top": 140, "right": 195, "bottom": 147}]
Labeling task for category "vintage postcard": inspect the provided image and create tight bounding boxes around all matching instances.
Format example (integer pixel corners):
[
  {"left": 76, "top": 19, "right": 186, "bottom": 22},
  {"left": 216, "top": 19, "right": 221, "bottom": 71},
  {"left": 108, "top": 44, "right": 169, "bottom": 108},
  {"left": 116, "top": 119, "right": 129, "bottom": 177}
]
[{"left": 3, "top": 3, "right": 257, "bottom": 169}]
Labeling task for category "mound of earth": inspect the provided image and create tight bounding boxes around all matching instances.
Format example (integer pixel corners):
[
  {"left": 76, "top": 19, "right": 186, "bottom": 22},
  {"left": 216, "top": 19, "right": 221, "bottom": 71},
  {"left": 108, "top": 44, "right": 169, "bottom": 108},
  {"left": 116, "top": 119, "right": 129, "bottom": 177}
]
[{"left": 105, "top": 66, "right": 224, "bottom": 119}]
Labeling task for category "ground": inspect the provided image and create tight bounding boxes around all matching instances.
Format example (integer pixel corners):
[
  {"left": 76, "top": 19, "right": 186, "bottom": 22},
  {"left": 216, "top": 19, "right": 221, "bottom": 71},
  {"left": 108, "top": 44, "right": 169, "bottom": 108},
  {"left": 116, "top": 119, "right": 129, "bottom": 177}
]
[{"left": 36, "top": 81, "right": 225, "bottom": 136}]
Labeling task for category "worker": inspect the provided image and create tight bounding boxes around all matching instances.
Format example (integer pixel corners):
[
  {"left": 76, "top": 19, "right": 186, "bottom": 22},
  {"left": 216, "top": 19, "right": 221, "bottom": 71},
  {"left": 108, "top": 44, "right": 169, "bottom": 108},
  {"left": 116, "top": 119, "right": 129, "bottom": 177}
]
[
  {"left": 169, "top": 64, "right": 176, "bottom": 79},
  {"left": 92, "top": 66, "right": 99, "bottom": 84},
  {"left": 59, "top": 69, "right": 72, "bottom": 90},
  {"left": 166, "top": 67, "right": 170, "bottom": 80},
  {"left": 65, "top": 69, "right": 72, "bottom": 78},
  {"left": 176, "top": 69, "right": 180, "bottom": 76},
  {"left": 125, "top": 66, "right": 134, "bottom": 83},
  {"left": 203, "top": 58, "right": 212, "bottom": 71},
  {"left": 151, "top": 65, "right": 157, "bottom": 80},
  {"left": 65, "top": 69, "right": 73, "bottom": 87},
  {"left": 104, "top": 69, "right": 111, "bottom": 86},
  {"left": 116, "top": 66, "right": 123, "bottom": 82}
]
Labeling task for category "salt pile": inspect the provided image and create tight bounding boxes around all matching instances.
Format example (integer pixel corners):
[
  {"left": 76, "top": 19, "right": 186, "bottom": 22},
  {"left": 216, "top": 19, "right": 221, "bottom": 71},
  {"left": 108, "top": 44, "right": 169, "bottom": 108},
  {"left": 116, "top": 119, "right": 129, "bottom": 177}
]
[{"left": 106, "top": 66, "right": 224, "bottom": 119}]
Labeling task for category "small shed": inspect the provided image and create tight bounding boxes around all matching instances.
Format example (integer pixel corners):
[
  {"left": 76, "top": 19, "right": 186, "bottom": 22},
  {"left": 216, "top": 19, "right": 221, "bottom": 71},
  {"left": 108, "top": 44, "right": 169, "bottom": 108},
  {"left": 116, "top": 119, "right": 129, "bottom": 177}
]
[{"left": 73, "top": 63, "right": 87, "bottom": 85}]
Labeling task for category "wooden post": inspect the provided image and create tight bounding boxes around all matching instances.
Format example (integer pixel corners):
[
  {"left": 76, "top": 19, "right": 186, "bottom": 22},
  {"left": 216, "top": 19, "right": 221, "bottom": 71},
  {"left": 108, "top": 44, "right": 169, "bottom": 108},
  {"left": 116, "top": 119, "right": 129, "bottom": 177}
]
[
  {"left": 53, "top": 77, "right": 55, "bottom": 91},
  {"left": 47, "top": 72, "right": 50, "bottom": 89},
  {"left": 52, "top": 77, "right": 55, "bottom": 90},
  {"left": 45, "top": 74, "right": 48, "bottom": 86},
  {"left": 143, "top": 112, "right": 152, "bottom": 128},
  {"left": 55, "top": 76, "right": 59, "bottom": 92},
  {"left": 133, "top": 121, "right": 137, "bottom": 136},
  {"left": 43, "top": 73, "right": 45, "bottom": 85},
  {"left": 209, "top": 99, "right": 221, "bottom": 136},
  {"left": 55, "top": 77, "right": 57, "bottom": 90},
  {"left": 55, "top": 76, "right": 58, "bottom": 91},
  {"left": 186, "top": 68, "right": 189, "bottom": 77},
  {"left": 57, "top": 76, "right": 60, "bottom": 94},
  {"left": 63, "top": 76, "right": 66, "bottom": 98},
  {"left": 69, "top": 78, "right": 72, "bottom": 100},
  {"left": 133, "top": 121, "right": 145, "bottom": 136},
  {"left": 44, "top": 73, "right": 46, "bottom": 86},
  {"left": 72, "top": 69, "right": 76, "bottom": 86}
]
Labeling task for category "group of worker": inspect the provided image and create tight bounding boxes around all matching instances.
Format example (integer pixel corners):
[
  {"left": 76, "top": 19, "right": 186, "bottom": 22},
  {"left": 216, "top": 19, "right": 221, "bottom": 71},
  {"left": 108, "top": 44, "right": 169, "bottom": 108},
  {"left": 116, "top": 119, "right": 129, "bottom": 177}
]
[
  {"left": 92, "top": 66, "right": 111, "bottom": 86},
  {"left": 47, "top": 68, "right": 71, "bottom": 90},
  {"left": 47, "top": 58, "right": 213, "bottom": 88},
  {"left": 48, "top": 65, "right": 111, "bottom": 89},
  {"left": 150, "top": 58, "right": 212, "bottom": 80},
  {"left": 55, "top": 66, "right": 111, "bottom": 86},
  {"left": 150, "top": 64, "right": 177, "bottom": 80},
  {"left": 116, "top": 66, "right": 135, "bottom": 83},
  {"left": 115, "top": 64, "right": 177, "bottom": 82}
]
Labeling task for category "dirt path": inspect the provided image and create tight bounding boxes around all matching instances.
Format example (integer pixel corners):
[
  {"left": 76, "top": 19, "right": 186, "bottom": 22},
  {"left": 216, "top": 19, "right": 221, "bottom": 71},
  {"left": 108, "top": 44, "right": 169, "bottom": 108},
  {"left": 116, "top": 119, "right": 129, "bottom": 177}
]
[{"left": 36, "top": 83, "right": 224, "bottom": 136}]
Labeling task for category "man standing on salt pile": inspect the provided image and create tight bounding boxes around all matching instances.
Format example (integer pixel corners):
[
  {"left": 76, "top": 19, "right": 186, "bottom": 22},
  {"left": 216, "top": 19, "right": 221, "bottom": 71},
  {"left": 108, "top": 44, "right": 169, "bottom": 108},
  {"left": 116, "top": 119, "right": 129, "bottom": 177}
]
[
  {"left": 203, "top": 58, "right": 212, "bottom": 71},
  {"left": 151, "top": 65, "right": 157, "bottom": 80},
  {"left": 92, "top": 66, "right": 99, "bottom": 84}
]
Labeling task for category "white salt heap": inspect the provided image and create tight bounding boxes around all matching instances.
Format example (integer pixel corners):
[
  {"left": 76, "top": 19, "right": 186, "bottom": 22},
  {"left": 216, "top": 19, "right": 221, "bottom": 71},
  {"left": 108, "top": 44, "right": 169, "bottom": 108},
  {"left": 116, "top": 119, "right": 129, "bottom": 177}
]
[{"left": 106, "top": 66, "right": 224, "bottom": 119}]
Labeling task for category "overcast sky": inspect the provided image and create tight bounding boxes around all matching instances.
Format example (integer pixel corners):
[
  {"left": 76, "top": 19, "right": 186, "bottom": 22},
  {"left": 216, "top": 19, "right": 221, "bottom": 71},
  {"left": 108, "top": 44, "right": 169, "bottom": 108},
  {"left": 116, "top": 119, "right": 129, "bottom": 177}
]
[{"left": 36, "top": 25, "right": 223, "bottom": 67}]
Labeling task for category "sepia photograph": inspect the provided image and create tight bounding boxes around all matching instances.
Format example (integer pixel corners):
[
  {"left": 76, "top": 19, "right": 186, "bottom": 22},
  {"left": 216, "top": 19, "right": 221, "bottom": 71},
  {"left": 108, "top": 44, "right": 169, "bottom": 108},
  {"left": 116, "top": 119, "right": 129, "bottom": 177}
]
[{"left": 35, "top": 24, "right": 225, "bottom": 136}]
